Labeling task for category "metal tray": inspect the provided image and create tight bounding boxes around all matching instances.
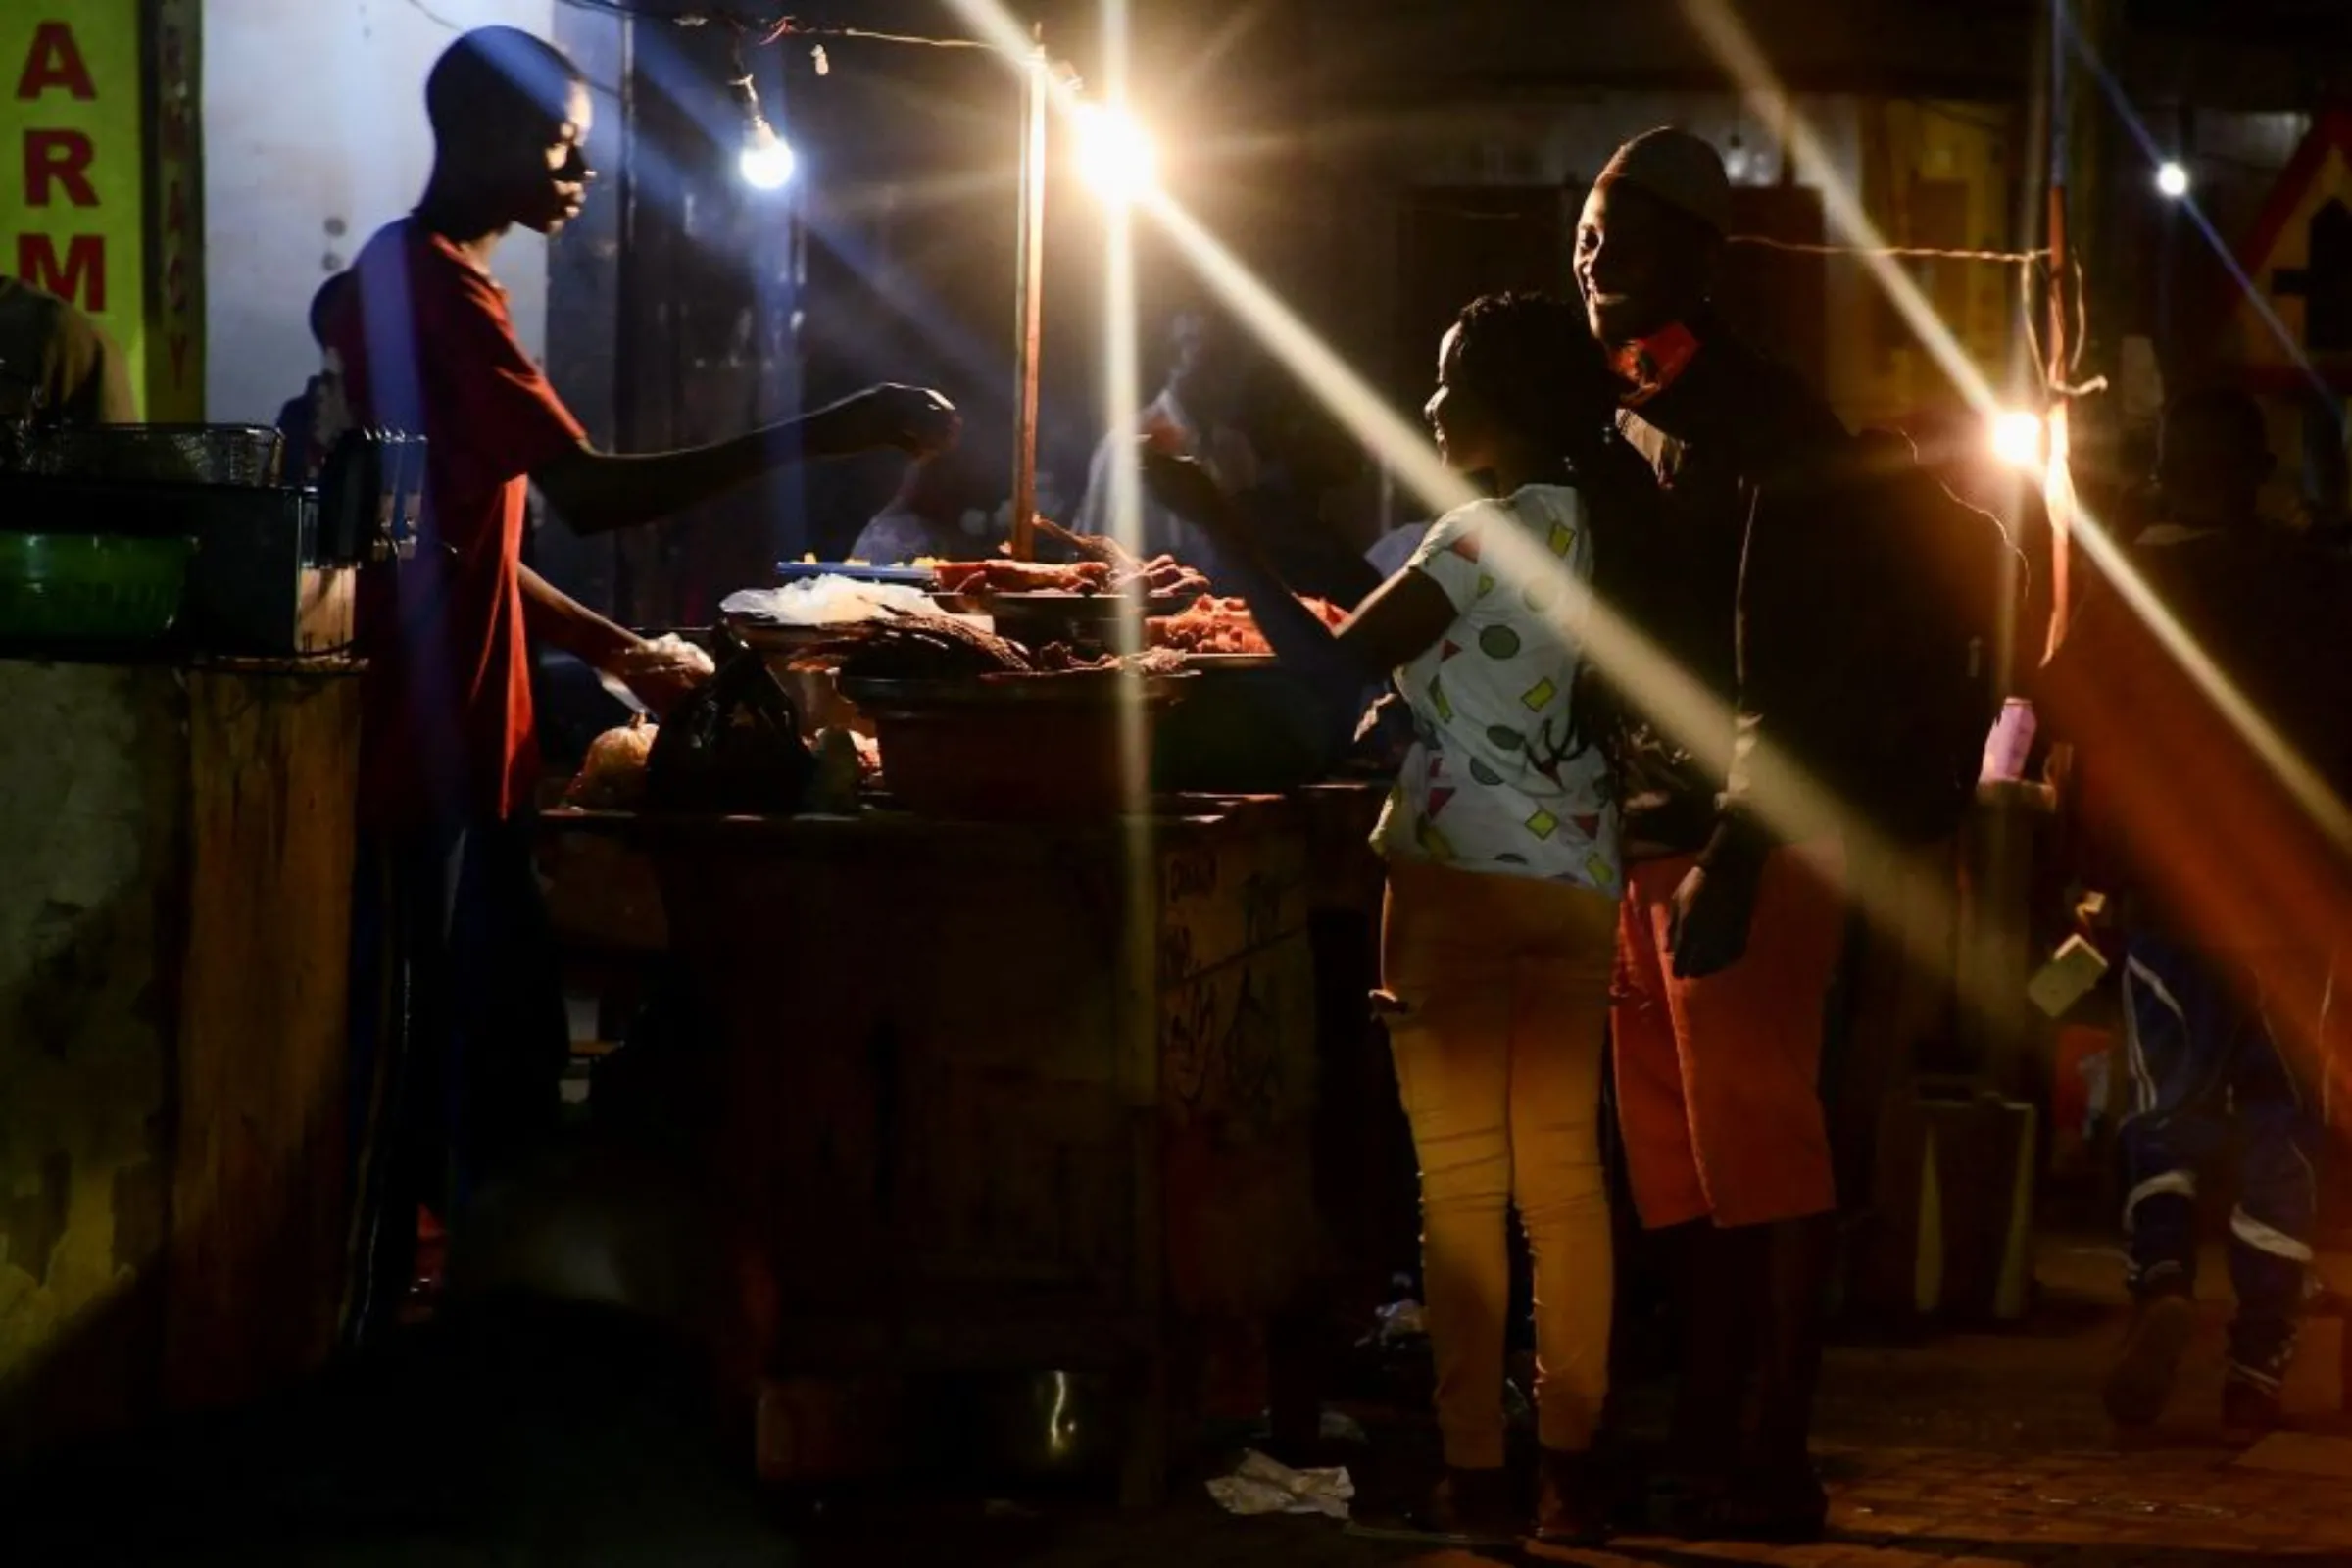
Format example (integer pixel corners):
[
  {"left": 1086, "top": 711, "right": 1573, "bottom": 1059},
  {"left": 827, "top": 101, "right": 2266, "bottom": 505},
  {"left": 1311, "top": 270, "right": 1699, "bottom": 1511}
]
[
  {"left": 1179, "top": 653, "right": 1279, "bottom": 669},
  {"left": 723, "top": 620, "right": 859, "bottom": 653},
  {"left": 931, "top": 590, "right": 1192, "bottom": 618},
  {"left": 772, "top": 560, "right": 939, "bottom": 587}
]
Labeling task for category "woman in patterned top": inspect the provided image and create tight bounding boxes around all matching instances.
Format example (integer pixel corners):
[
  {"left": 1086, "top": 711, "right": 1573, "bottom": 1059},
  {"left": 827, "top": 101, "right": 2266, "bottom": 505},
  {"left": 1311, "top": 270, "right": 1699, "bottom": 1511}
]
[{"left": 1144, "top": 293, "right": 1648, "bottom": 1546}]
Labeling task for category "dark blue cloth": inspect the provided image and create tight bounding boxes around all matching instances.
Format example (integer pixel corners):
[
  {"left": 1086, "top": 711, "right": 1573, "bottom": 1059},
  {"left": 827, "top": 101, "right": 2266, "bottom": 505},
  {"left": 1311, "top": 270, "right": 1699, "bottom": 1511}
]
[
  {"left": 346, "top": 817, "right": 571, "bottom": 1344},
  {"left": 275, "top": 381, "right": 325, "bottom": 483},
  {"left": 2119, "top": 930, "right": 2321, "bottom": 1389}
]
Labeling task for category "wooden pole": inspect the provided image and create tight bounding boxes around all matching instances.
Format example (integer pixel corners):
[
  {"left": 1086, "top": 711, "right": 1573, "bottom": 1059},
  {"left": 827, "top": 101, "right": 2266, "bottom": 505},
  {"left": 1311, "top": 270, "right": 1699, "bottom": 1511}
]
[
  {"left": 2042, "top": 0, "right": 2073, "bottom": 660},
  {"left": 1010, "top": 35, "right": 1049, "bottom": 562}
]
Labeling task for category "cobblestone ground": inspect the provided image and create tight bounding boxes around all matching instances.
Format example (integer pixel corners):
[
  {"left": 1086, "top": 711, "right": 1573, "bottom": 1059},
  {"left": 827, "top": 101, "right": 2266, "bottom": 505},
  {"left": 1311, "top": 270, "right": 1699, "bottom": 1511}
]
[{"left": 803, "top": 1241, "right": 2352, "bottom": 1567}]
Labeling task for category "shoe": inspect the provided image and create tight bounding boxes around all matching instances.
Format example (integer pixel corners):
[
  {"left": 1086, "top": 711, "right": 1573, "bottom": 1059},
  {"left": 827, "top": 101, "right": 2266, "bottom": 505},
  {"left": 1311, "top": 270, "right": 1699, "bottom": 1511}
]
[
  {"left": 2220, "top": 1375, "right": 2284, "bottom": 1446},
  {"left": 2103, "top": 1292, "right": 2198, "bottom": 1428},
  {"left": 1534, "top": 1447, "right": 1611, "bottom": 1544}
]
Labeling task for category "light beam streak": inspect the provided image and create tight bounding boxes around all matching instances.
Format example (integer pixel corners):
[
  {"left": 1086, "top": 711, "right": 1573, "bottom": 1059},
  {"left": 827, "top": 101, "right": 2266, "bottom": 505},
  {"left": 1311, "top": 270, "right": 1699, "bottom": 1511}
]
[{"left": 1686, "top": 0, "right": 2351, "bottom": 843}]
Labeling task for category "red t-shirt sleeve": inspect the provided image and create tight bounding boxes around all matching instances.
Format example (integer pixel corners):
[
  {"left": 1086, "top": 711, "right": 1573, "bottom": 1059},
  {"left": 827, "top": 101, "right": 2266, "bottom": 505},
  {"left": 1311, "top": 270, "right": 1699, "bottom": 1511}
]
[{"left": 428, "top": 265, "right": 586, "bottom": 549}]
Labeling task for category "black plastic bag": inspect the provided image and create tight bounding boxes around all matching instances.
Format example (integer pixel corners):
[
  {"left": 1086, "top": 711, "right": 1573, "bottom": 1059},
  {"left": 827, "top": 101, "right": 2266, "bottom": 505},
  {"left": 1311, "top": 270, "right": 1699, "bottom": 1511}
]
[{"left": 644, "top": 630, "right": 813, "bottom": 815}]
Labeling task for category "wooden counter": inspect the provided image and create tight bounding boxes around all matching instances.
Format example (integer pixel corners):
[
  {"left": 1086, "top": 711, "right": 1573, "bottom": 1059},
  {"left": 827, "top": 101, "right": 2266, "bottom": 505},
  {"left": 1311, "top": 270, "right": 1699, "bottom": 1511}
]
[
  {"left": 0, "top": 658, "right": 361, "bottom": 1458},
  {"left": 544, "top": 788, "right": 1389, "bottom": 1495}
]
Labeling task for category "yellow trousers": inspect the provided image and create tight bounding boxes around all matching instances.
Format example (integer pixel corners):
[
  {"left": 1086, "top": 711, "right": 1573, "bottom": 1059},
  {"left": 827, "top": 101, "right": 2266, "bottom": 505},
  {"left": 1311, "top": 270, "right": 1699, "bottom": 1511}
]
[{"left": 1380, "top": 857, "right": 1618, "bottom": 1469}]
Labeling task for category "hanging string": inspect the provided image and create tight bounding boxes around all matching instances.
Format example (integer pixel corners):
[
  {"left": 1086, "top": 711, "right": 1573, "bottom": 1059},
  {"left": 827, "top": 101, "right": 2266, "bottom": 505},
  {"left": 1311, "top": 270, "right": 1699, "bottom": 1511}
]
[
  {"left": 764, "top": 21, "right": 993, "bottom": 50},
  {"left": 1725, "top": 235, "right": 2050, "bottom": 264},
  {"left": 539, "top": 0, "right": 995, "bottom": 51},
  {"left": 1730, "top": 233, "right": 2104, "bottom": 401}
]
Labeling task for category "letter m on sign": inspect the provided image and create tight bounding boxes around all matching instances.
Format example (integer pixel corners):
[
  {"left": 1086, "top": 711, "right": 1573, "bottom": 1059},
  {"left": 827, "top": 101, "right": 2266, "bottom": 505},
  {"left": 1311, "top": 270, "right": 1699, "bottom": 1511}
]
[{"left": 18, "top": 234, "right": 106, "bottom": 313}]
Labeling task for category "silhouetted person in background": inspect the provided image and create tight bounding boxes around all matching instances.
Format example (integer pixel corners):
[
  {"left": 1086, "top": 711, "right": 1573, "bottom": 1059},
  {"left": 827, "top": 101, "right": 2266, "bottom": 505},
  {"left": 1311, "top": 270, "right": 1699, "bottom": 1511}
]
[
  {"left": 850, "top": 445, "right": 994, "bottom": 563},
  {"left": 274, "top": 271, "right": 356, "bottom": 483},
  {"left": 0, "top": 273, "right": 136, "bottom": 427},
  {"left": 1074, "top": 306, "right": 1261, "bottom": 568},
  {"left": 2047, "top": 388, "right": 2351, "bottom": 1443}
]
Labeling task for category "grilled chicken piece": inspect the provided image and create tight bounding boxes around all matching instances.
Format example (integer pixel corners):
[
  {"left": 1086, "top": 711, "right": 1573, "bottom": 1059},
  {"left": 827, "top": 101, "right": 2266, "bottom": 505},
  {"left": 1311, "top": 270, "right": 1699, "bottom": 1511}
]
[{"left": 1032, "top": 514, "right": 1138, "bottom": 573}]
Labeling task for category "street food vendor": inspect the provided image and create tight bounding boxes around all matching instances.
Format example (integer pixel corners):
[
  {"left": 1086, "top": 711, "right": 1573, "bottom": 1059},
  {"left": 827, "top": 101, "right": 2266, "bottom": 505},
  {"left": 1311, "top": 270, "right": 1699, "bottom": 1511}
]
[
  {"left": 850, "top": 445, "right": 995, "bottom": 564},
  {"left": 1072, "top": 306, "right": 1259, "bottom": 569},
  {"left": 330, "top": 24, "right": 957, "bottom": 1336},
  {"left": 0, "top": 274, "right": 137, "bottom": 426}
]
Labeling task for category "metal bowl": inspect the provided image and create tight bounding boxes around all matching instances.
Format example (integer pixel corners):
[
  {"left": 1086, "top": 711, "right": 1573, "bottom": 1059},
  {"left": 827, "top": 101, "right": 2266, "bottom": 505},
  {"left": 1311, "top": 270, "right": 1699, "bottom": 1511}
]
[{"left": 0, "top": 533, "right": 195, "bottom": 643}]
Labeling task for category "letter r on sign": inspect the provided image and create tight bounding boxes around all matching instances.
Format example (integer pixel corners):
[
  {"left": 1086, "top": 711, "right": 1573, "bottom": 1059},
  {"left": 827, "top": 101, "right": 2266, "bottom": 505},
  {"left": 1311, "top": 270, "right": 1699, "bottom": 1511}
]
[{"left": 25, "top": 129, "right": 99, "bottom": 207}]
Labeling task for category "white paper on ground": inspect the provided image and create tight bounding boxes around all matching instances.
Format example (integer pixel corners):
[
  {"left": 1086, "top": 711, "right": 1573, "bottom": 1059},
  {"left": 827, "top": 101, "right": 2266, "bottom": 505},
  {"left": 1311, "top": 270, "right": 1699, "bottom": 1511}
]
[{"left": 1204, "top": 1449, "right": 1354, "bottom": 1520}]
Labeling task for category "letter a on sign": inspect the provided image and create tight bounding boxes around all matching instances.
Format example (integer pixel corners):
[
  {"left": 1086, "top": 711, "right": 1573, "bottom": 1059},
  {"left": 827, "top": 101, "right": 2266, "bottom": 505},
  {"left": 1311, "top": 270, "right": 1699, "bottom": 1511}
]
[{"left": 15, "top": 22, "right": 98, "bottom": 101}]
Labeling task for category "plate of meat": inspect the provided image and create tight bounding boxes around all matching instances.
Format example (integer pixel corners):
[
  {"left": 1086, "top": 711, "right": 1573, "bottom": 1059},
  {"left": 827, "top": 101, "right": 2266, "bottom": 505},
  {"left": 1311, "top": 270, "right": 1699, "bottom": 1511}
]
[
  {"left": 930, "top": 559, "right": 1114, "bottom": 598},
  {"left": 1145, "top": 594, "right": 1348, "bottom": 657}
]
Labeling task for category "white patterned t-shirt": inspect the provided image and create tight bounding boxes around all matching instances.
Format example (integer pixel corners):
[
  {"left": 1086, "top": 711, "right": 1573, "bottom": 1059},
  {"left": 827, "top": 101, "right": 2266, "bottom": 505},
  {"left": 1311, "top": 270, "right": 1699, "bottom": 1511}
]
[{"left": 1371, "top": 483, "right": 1622, "bottom": 895}]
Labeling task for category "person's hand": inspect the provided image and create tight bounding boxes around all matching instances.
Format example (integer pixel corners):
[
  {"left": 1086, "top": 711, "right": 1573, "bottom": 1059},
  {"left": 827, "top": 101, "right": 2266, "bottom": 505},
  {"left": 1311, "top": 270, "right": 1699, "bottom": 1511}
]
[
  {"left": 620, "top": 662, "right": 704, "bottom": 719},
  {"left": 811, "top": 384, "right": 961, "bottom": 458},
  {"left": 610, "top": 634, "right": 715, "bottom": 719},
  {"left": 1140, "top": 445, "right": 1237, "bottom": 535},
  {"left": 1351, "top": 691, "right": 1415, "bottom": 769},
  {"left": 1667, "top": 858, "right": 1761, "bottom": 980}
]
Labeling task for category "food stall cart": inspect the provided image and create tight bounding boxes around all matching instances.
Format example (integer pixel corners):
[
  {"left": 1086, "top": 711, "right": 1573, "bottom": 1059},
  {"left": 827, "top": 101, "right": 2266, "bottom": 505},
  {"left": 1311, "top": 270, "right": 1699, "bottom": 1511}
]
[
  {"left": 547, "top": 783, "right": 1388, "bottom": 1500},
  {"left": 541, "top": 573, "right": 1393, "bottom": 1498}
]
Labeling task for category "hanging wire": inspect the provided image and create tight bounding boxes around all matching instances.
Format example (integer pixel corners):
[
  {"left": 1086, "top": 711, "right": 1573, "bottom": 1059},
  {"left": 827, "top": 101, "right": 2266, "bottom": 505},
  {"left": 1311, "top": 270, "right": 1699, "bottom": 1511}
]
[
  {"left": 770, "top": 21, "right": 994, "bottom": 50},
  {"left": 2021, "top": 252, "right": 2047, "bottom": 390},
  {"left": 1725, "top": 235, "right": 2050, "bottom": 264},
  {"left": 2012, "top": 253, "right": 2106, "bottom": 401},
  {"left": 540, "top": 0, "right": 994, "bottom": 51},
  {"left": 547, "top": 0, "right": 723, "bottom": 24},
  {"left": 2071, "top": 254, "right": 2090, "bottom": 380}
]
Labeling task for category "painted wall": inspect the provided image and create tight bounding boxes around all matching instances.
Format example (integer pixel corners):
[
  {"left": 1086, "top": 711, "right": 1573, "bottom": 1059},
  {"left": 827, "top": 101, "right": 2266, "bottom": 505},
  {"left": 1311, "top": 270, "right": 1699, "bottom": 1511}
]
[{"left": 201, "top": 0, "right": 555, "bottom": 423}]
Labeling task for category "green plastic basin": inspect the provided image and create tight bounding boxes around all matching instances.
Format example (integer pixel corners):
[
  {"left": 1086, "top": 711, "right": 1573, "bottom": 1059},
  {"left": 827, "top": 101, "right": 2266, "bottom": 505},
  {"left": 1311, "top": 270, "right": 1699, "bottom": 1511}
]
[{"left": 0, "top": 533, "right": 195, "bottom": 644}]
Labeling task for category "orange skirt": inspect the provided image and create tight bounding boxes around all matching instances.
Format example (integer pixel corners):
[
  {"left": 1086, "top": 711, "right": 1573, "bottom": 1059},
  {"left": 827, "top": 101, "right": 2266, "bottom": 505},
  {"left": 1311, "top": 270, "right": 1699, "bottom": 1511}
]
[{"left": 1612, "top": 844, "right": 1847, "bottom": 1230}]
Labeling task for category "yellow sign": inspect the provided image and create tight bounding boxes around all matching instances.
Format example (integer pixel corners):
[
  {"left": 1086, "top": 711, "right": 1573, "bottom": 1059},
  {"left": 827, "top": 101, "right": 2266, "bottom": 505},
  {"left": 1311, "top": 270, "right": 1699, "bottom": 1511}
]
[
  {"left": 2, "top": 7, "right": 154, "bottom": 417},
  {"left": 148, "top": 0, "right": 202, "bottom": 419}
]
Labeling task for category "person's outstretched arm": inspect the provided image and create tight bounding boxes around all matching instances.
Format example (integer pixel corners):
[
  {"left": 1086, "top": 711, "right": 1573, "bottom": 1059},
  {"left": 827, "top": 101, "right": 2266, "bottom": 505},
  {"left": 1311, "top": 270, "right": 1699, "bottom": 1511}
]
[
  {"left": 1142, "top": 449, "right": 1453, "bottom": 702},
  {"left": 533, "top": 385, "right": 958, "bottom": 536}
]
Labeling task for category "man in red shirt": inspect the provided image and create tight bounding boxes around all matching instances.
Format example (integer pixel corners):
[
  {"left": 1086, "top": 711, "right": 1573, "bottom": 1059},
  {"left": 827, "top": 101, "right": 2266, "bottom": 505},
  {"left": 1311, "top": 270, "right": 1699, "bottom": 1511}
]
[{"left": 332, "top": 25, "right": 956, "bottom": 1336}]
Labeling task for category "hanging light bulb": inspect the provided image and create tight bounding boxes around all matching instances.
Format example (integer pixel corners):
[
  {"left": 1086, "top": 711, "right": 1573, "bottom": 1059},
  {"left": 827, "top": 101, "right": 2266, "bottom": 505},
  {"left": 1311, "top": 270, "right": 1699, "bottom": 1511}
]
[
  {"left": 728, "top": 53, "right": 797, "bottom": 191},
  {"left": 1990, "top": 409, "right": 2045, "bottom": 470},
  {"left": 1071, "top": 101, "right": 1157, "bottom": 203},
  {"left": 739, "top": 117, "right": 797, "bottom": 191}
]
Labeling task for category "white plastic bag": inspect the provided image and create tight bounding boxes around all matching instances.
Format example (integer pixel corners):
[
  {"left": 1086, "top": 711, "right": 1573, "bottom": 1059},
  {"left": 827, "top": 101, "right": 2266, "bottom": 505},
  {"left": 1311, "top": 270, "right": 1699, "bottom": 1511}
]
[{"left": 1204, "top": 1449, "right": 1354, "bottom": 1521}]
